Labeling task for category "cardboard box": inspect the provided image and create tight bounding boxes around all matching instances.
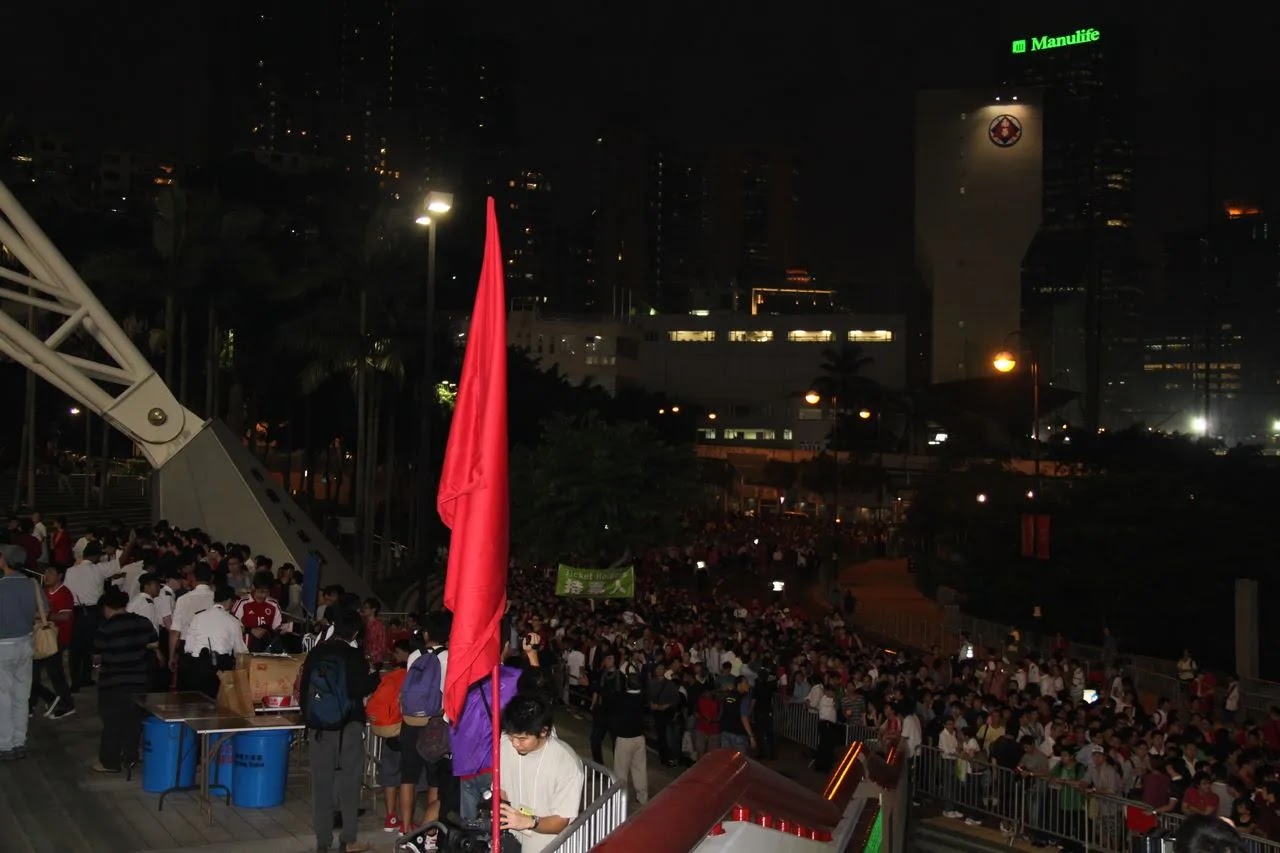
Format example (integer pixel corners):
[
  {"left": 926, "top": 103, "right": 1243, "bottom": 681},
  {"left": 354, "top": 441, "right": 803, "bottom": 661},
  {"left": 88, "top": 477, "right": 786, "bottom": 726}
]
[{"left": 239, "top": 653, "right": 307, "bottom": 703}]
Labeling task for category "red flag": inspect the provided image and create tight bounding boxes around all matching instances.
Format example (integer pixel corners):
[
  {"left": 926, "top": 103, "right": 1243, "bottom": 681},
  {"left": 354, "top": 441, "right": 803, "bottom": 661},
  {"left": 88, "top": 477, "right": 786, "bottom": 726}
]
[{"left": 438, "top": 197, "right": 509, "bottom": 723}]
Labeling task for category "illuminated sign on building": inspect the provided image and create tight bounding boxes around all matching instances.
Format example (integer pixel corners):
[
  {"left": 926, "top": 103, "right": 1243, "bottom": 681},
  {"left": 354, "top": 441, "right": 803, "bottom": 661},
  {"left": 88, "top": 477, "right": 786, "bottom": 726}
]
[{"left": 1011, "top": 27, "right": 1100, "bottom": 55}]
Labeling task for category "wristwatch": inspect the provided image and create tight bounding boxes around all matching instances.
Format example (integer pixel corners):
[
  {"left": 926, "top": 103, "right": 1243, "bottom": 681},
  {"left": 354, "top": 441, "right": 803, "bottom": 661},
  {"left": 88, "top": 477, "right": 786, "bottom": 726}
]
[{"left": 531, "top": 816, "right": 541, "bottom": 832}]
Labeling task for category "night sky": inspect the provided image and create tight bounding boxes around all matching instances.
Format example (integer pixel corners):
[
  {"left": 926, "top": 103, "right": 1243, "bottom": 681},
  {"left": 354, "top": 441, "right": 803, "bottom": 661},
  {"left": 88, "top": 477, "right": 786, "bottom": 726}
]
[{"left": 6, "top": 3, "right": 1280, "bottom": 304}]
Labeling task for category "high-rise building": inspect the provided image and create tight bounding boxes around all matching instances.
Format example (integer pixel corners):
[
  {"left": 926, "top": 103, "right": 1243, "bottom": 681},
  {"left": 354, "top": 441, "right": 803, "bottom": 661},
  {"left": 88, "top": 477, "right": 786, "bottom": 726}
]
[
  {"left": 495, "top": 170, "right": 554, "bottom": 301},
  {"left": 914, "top": 89, "right": 1044, "bottom": 384},
  {"left": 1001, "top": 20, "right": 1140, "bottom": 429},
  {"left": 229, "top": 2, "right": 512, "bottom": 191},
  {"left": 594, "top": 138, "right": 800, "bottom": 313}
]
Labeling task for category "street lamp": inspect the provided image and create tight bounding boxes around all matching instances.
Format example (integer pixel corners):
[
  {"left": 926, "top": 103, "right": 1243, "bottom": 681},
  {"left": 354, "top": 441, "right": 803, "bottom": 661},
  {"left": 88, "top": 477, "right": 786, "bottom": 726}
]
[
  {"left": 992, "top": 336, "right": 1040, "bottom": 488},
  {"left": 414, "top": 190, "right": 453, "bottom": 598},
  {"left": 806, "top": 390, "right": 842, "bottom": 577},
  {"left": 857, "top": 408, "right": 872, "bottom": 420}
]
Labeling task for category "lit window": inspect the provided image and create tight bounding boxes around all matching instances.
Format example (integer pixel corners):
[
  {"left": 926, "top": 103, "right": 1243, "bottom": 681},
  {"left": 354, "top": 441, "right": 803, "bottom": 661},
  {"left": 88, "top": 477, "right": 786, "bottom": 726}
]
[
  {"left": 698, "top": 429, "right": 716, "bottom": 440},
  {"left": 667, "top": 331, "right": 716, "bottom": 343},
  {"left": 782, "top": 429, "right": 793, "bottom": 441},
  {"left": 787, "top": 330, "right": 833, "bottom": 343},
  {"left": 728, "top": 330, "right": 774, "bottom": 343},
  {"left": 848, "top": 330, "right": 894, "bottom": 343}
]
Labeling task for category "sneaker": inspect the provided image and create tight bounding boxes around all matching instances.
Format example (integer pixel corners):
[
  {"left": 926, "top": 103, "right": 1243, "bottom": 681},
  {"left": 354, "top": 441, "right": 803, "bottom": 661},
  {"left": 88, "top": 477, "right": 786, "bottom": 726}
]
[
  {"left": 384, "top": 814, "right": 402, "bottom": 833},
  {"left": 91, "top": 761, "right": 121, "bottom": 773},
  {"left": 943, "top": 810, "right": 964, "bottom": 819},
  {"left": 49, "top": 705, "right": 76, "bottom": 720},
  {"left": 964, "top": 817, "right": 981, "bottom": 826},
  {"left": 42, "top": 696, "right": 61, "bottom": 718}
]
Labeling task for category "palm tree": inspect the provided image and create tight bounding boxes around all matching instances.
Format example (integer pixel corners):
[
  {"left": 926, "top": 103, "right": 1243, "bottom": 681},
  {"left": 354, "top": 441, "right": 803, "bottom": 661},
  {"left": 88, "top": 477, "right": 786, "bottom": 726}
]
[{"left": 277, "top": 197, "right": 427, "bottom": 580}]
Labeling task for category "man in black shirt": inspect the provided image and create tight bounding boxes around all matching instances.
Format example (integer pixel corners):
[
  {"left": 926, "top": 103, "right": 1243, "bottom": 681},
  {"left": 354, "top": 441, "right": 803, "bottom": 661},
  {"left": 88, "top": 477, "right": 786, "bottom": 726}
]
[
  {"left": 93, "top": 588, "right": 157, "bottom": 773},
  {"left": 610, "top": 673, "right": 649, "bottom": 805},
  {"left": 299, "top": 608, "right": 377, "bottom": 853}
]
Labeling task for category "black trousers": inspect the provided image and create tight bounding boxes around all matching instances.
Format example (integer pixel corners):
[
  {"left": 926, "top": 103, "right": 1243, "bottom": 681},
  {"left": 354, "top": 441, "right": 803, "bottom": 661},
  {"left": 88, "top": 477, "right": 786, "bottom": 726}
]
[
  {"left": 178, "top": 654, "right": 219, "bottom": 699},
  {"left": 589, "top": 708, "right": 611, "bottom": 764},
  {"left": 99, "top": 687, "right": 142, "bottom": 770},
  {"left": 754, "top": 714, "right": 776, "bottom": 760},
  {"left": 653, "top": 709, "right": 676, "bottom": 762},
  {"left": 70, "top": 606, "right": 99, "bottom": 689},
  {"left": 30, "top": 648, "right": 73, "bottom": 709}
]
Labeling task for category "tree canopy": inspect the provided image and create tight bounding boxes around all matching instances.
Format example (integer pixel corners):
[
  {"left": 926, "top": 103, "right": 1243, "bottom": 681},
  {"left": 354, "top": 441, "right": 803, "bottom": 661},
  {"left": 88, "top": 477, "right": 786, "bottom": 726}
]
[{"left": 509, "top": 413, "right": 703, "bottom": 564}]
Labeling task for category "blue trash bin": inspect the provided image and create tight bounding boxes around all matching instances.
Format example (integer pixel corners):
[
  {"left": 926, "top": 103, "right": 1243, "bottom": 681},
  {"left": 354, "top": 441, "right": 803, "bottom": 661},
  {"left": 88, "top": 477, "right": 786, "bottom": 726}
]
[
  {"left": 231, "top": 730, "right": 293, "bottom": 808},
  {"left": 141, "top": 716, "right": 197, "bottom": 794},
  {"left": 208, "top": 738, "right": 235, "bottom": 797}
]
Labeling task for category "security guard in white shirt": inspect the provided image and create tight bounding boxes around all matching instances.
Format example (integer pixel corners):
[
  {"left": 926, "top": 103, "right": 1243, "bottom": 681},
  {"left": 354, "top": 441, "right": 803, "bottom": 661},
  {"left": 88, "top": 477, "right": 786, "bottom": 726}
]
[
  {"left": 169, "top": 565, "right": 216, "bottom": 688},
  {"left": 127, "top": 574, "right": 165, "bottom": 633},
  {"left": 181, "top": 584, "right": 248, "bottom": 698}
]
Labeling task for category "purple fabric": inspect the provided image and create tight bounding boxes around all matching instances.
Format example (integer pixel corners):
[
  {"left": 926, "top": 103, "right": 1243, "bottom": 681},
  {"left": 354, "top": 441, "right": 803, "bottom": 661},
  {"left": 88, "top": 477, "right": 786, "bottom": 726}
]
[{"left": 450, "top": 665, "right": 523, "bottom": 776}]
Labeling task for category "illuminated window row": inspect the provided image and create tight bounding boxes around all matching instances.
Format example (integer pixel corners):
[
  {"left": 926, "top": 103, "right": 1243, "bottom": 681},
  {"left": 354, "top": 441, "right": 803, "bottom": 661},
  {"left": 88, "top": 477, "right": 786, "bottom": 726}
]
[
  {"left": 698, "top": 428, "right": 795, "bottom": 441},
  {"left": 666, "top": 330, "right": 894, "bottom": 343}
]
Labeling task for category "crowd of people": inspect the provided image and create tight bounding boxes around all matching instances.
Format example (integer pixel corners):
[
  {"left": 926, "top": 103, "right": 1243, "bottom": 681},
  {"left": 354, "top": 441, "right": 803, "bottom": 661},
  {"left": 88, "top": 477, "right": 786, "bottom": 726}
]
[{"left": 0, "top": 507, "right": 1264, "bottom": 853}]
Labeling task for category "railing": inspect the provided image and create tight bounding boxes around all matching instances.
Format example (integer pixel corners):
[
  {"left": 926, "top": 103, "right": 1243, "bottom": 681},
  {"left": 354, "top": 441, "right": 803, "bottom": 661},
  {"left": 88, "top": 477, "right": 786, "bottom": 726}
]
[
  {"left": 544, "top": 760, "right": 628, "bottom": 853},
  {"left": 911, "top": 743, "right": 1280, "bottom": 852},
  {"left": 862, "top": 596, "right": 1280, "bottom": 718},
  {"left": 772, "top": 694, "right": 882, "bottom": 752}
]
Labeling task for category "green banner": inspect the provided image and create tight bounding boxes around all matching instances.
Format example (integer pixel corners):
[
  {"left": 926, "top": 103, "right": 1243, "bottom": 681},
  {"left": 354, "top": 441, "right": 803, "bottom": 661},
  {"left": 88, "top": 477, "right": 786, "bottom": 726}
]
[{"left": 555, "top": 564, "right": 635, "bottom": 598}]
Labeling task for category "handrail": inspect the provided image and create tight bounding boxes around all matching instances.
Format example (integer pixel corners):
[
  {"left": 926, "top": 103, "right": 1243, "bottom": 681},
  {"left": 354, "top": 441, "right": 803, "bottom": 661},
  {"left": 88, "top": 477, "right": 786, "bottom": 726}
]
[
  {"left": 594, "top": 747, "right": 851, "bottom": 852},
  {"left": 544, "top": 759, "right": 627, "bottom": 853}
]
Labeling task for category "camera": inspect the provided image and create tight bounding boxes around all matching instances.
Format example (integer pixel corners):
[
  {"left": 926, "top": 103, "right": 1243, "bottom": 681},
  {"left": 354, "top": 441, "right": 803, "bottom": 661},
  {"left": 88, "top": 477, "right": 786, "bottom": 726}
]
[{"left": 397, "top": 791, "right": 521, "bottom": 853}]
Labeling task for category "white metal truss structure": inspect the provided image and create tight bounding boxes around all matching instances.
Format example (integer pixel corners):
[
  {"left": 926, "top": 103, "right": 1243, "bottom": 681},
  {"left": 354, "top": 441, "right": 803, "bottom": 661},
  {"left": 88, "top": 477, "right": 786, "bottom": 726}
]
[{"left": 0, "top": 181, "right": 200, "bottom": 467}]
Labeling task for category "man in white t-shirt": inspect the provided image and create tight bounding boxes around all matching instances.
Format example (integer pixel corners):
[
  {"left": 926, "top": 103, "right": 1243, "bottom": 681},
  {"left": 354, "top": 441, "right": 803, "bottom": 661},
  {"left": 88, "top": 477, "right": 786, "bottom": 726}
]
[
  {"left": 562, "top": 644, "right": 586, "bottom": 704},
  {"left": 498, "top": 693, "right": 584, "bottom": 852}
]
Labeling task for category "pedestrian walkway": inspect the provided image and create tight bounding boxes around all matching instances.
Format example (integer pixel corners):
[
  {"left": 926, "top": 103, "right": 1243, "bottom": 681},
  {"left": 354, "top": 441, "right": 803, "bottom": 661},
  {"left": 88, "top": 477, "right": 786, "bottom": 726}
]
[
  {"left": 841, "top": 557, "right": 949, "bottom": 651},
  {"left": 2, "top": 687, "right": 828, "bottom": 852}
]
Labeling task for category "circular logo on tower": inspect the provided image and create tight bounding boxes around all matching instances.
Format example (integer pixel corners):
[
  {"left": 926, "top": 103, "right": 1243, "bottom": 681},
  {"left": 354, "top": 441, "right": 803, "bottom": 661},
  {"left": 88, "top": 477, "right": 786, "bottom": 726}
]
[{"left": 988, "top": 114, "right": 1023, "bottom": 147}]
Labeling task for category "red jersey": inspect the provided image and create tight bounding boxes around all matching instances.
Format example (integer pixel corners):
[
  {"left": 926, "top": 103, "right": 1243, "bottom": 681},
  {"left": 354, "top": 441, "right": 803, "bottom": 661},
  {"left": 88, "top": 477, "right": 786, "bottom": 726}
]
[
  {"left": 233, "top": 598, "right": 282, "bottom": 631},
  {"left": 45, "top": 584, "right": 74, "bottom": 647}
]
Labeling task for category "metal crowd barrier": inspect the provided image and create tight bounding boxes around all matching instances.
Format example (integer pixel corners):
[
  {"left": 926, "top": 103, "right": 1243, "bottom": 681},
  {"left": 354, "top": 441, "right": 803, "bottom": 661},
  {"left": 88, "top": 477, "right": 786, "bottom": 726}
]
[
  {"left": 771, "top": 695, "right": 882, "bottom": 753},
  {"left": 545, "top": 760, "right": 629, "bottom": 853},
  {"left": 912, "top": 744, "right": 1280, "bottom": 853}
]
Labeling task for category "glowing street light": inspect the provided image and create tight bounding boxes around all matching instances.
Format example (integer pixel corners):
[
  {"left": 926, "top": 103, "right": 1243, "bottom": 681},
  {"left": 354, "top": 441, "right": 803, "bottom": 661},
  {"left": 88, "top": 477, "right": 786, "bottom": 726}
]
[
  {"left": 425, "top": 191, "right": 454, "bottom": 215},
  {"left": 69, "top": 406, "right": 81, "bottom": 415},
  {"left": 976, "top": 493, "right": 988, "bottom": 504},
  {"left": 1191, "top": 416, "right": 1208, "bottom": 435},
  {"left": 992, "top": 351, "right": 1018, "bottom": 373},
  {"left": 707, "top": 412, "right": 717, "bottom": 420},
  {"left": 858, "top": 408, "right": 872, "bottom": 420},
  {"left": 413, "top": 188, "right": 454, "bottom": 568},
  {"left": 804, "top": 390, "right": 821, "bottom": 406}
]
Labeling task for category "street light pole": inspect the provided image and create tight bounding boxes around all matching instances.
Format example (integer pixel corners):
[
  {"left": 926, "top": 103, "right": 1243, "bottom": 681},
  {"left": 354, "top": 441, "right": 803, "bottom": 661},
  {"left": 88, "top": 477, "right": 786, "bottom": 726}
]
[
  {"left": 831, "top": 393, "right": 840, "bottom": 567},
  {"left": 414, "top": 191, "right": 452, "bottom": 607}
]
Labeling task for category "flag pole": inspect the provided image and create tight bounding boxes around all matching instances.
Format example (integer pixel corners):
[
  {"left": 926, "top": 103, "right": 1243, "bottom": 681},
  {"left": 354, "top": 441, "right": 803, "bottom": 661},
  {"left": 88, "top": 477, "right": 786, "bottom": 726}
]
[{"left": 490, "top": 662, "right": 501, "bottom": 851}]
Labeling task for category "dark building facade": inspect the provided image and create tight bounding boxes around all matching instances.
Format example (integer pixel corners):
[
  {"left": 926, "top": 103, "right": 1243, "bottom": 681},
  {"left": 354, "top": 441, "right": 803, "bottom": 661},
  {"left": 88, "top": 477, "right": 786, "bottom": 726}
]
[
  {"left": 1141, "top": 207, "right": 1280, "bottom": 442},
  {"left": 1001, "top": 18, "right": 1141, "bottom": 430},
  {"left": 591, "top": 137, "right": 801, "bottom": 314},
  {"left": 228, "top": 1, "right": 513, "bottom": 193}
]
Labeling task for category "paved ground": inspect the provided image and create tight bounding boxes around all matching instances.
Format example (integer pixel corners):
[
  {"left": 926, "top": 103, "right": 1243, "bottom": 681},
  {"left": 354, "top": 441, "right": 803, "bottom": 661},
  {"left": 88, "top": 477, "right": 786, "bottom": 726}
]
[{"left": 1, "top": 685, "right": 826, "bottom": 853}]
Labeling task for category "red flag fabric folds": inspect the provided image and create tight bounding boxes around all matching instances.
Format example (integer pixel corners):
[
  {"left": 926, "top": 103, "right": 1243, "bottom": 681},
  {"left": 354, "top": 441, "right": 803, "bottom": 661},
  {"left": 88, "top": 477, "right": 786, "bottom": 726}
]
[{"left": 438, "top": 197, "right": 509, "bottom": 722}]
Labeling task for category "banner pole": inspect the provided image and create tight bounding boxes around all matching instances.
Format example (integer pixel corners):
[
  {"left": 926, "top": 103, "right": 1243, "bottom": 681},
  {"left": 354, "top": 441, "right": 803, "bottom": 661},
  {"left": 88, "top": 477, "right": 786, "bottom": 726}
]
[{"left": 491, "top": 662, "right": 501, "bottom": 852}]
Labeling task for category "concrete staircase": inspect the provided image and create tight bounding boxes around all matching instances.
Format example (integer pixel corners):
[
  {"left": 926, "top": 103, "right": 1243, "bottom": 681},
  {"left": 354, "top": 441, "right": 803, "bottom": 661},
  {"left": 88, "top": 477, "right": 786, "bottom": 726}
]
[{"left": 0, "top": 471, "right": 152, "bottom": 536}]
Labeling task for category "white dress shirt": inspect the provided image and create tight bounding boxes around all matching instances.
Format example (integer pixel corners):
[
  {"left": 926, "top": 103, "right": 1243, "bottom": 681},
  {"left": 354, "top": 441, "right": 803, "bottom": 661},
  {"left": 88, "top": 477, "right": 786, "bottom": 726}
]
[
  {"left": 32, "top": 521, "right": 46, "bottom": 542},
  {"left": 64, "top": 559, "right": 114, "bottom": 606},
  {"left": 116, "top": 560, "right": 146, "bottom": 596},
  {"left": 154, "top": 585, "right": 177, "bottom": 628},
  {"left": 170, "top": 584, "right": 215, "bottom": 637},
  {"left": 128, "top": 592, "right": 163, "bottom": 632},
  {"left": 184, "top": 604, "right": 248, "bottom": 657}
]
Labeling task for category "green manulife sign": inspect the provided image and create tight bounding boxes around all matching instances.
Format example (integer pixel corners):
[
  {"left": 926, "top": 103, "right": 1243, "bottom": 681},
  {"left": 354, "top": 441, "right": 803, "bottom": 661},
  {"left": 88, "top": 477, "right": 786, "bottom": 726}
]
[{"left": 1011, "top": 27, "right": 1100, "bottom": 55}]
